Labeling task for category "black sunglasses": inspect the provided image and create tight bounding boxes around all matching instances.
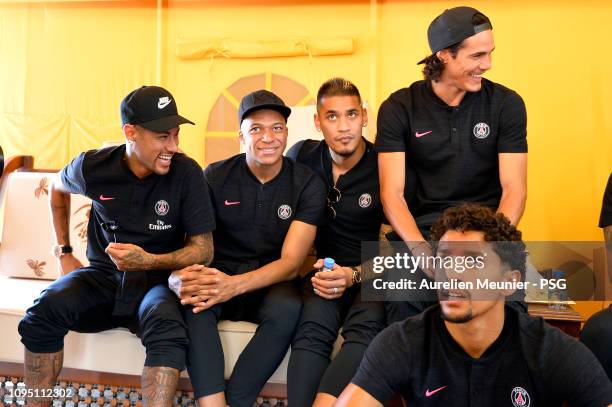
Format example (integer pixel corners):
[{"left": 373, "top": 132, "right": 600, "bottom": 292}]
[
  {"left": 100, "top": 220, "right": 120, "bottom": 242},
  {"left": 326, "top": 186, "right": 342, "bottom": 220}
]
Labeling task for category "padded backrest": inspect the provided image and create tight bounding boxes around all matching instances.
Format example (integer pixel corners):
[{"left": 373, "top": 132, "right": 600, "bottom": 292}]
[{"left": 0, "top": 172, "right": 90, "bottom": 280}]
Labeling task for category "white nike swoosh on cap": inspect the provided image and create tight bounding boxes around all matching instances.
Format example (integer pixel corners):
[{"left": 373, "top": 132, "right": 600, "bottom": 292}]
[{"left": 158, "top": 99, "right": 171, "bottom": 109}]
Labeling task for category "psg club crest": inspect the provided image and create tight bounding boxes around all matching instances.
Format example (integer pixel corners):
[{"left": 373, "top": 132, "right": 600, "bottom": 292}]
[
  {"left": 155, "top": 200, "right": 169, "bottom": 216},
  {"left": 359, "top": 193, "right": 372, "bottom": 208},
  {"left": 473, "top": 122, "right": 490, "bottom": 139},
  {"left": 511, "top": 386, "right": 530, "bottom": 407},
  {"left": 277, "top": 204, "right": 292, "bottom": 220}
]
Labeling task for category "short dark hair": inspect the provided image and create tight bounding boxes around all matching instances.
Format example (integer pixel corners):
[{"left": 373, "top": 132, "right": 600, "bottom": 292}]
[
  {"left": 429, "top": 204, "right": 527, "bottom": 277},
  {"left": 317, "top": 78, "right": 362, "bottom": 107},
  {"left": 421, "top": 12, "right": 490, "bottom": 82}
]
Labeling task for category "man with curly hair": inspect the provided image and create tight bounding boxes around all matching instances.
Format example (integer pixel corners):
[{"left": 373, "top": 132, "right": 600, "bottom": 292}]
[{"left": 337, "top": 204, "right": 612, "bottom": 407}]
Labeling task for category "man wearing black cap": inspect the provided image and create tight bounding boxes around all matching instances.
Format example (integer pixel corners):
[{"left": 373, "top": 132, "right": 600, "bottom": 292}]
[
  {"left": 18, "top": 85, "right": 216, "bottom": 407},
  {"left": 170, "top": 90, "right": 326, "bottom": 407},
  {"left": 336, "top": 205, "right": 612, "bottom": 407},
  {"left": 377, "top": 6, "right": 528, "bottom": 323}
]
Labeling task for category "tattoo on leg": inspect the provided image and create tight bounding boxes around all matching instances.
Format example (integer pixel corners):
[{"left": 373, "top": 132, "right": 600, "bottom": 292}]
[
  {"left": 24, "top": 349, "right": 64, "bottom": 407},
  {"left": 141, "top": 366, "right": 179, "bottom": 407}
]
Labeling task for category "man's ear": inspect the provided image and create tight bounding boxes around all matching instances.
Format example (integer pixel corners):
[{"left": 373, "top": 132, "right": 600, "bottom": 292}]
[
  {"left": 238, "top": 130, "right": 245, "bottom": 146},
  {"left": 500, "top": 269, "right": 522, "bottom": 297},
  {"left": 436, "top": 49, "right": 450, "bottom": 64},
  {"left": 123, "top": 124, "right": 136, "bottom": 143},
  {"left": 362, "top": 107, "right": 368, "bottom": 128},
  {"left": 314, "top": 112, "right": 321, "bottom": 132}
]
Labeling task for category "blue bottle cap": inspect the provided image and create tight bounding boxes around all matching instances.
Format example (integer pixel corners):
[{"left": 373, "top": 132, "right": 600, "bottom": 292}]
[
  {"left": 323, "top": 258, "right": 335, "bottom": 269},
  {"left": 552, "top": 270, "right": 564, "bottom": 279}
]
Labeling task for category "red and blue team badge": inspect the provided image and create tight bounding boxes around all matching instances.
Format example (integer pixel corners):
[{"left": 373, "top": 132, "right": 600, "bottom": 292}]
[
  {"left": 511, "top": 386, "right": 530, "bottom": 407},
  {"left": 473, "top": 122, "right": 490, "bottom": 139},
  {"left": 358, "top": 193, "right": 372, "bottom": 208},
  {"left": 277, "top": 204, "right": 292, "bottom": 220},
  {"left": 155, "top": 200, "right": 169, "bottom": 216}
]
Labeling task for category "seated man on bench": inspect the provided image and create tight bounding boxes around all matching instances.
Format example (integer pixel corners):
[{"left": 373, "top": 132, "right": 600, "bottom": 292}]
[
  {"left": 170, "top": 90, "right": 326, "bottom": 407},
  {"left": 19, "top": 85, "right": 215, "bottom": 407}
]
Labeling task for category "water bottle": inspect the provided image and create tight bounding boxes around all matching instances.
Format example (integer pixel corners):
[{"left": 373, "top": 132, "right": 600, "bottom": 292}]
[
  {"left": 548, "top": 270, "right": 568, "bottom": 310},
  {"left": 322, "top": 258, "right": 335, "bottom": 272}
]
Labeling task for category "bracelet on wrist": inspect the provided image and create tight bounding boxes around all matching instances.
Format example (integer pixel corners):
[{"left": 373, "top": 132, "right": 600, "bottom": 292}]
[{"left": 351, "top": 265, "right": 362, "bottom": 285}]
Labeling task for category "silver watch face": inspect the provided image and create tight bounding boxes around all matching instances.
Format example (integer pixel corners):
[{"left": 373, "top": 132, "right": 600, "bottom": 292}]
[{"left": 52, "top": 245, "right": 63, "bottom": 258}]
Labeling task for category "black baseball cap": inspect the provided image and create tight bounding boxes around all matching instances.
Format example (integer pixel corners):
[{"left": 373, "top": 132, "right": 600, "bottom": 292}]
[
  {"left": 120, "top": 86, "right": 195, "bottom": 132},
  {"left": 238, "top": 90, "right": 291, "bottom": 124},
  {"left": 417, "top": 6, "right": 492, "bottom": 64}
]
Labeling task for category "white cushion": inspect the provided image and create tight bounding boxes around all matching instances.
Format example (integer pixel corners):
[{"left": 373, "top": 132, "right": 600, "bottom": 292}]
[{"left": 0, "top": 172, "right": 90, "bottom": 280}]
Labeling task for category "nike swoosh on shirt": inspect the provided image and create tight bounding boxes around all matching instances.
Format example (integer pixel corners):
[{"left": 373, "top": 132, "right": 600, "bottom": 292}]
[
  {"left": 224, "top": 200, "right": 240, "bottom": 206},
  {"left": 425, "top": 386, "right": 447, "bottom": 397},
  {"left": 99, "top": 195, "right": 115, "bottom": 201},
  {"left": 415, "top": 130, "right": 433, "bottom": 138}
]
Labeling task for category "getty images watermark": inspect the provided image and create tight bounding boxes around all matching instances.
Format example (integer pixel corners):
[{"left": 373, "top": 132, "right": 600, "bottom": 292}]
[{"left": 360, "top": 241, "right": 611, "bottom": 302}]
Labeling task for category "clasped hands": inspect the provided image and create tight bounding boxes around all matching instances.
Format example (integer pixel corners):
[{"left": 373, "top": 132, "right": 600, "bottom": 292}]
[{"left": 169, "top": 264, "right": 240, "bottom": 313}]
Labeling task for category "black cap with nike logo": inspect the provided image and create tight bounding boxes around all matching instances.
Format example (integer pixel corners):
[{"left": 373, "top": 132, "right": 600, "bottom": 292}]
[{"left": 120, "top": 85, "right": 195, "bottom": 132}]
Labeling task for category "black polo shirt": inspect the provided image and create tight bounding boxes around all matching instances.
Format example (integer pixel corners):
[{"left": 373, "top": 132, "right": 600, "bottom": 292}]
[
  {"left": 204, "top": 154, "right": 326, "bottom": 274},
  {"left": 599, "top": 172, "right": 612, "bottom": 228},
  {"left": 353, "top": 305, "right": 612, "bottom": 407},
  {"left": 61, "top": 145, "right": 216, "bottom": 272},
  {"left": 376, "top": 79, "right": 527, "bottom": 229},
  {"left": 287, "top": 138, "right": 384, "bottom": 266}
]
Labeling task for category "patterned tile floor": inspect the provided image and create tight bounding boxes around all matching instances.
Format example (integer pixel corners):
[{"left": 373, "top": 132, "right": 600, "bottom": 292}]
[{"left": 0, "top": 377, "right": 287, "bottom": 406}]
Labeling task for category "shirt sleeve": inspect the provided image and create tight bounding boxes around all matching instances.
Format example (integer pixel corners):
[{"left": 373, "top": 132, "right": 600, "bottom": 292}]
[
  {"left": 542, "top": 330, "right": 612, "bottom": 407},
  {"left": 181, "top": 163, "right": 216, "bottom": 236},
  {"left": 497, "top": 90, "right": 528, "bottom": 153},
  {"left": 351, "top": 324, "right": 410, "bottom": 404},
  {"left": 293, "top": 172, "right": 326, "bottom": 226},
  {"left": 60, "top": 152, "right": 87, "bottom": 195},
  {"left": 285, "top": 140, "right": 306, "bottom": 162},
  {"left": 375, "top": 95, "right": 410, "bottom": 153}
]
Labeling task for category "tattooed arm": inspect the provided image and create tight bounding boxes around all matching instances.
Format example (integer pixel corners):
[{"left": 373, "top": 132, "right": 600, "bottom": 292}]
[
  {"left": 105, "top": 232, "right": 214, "bottom": 272},
  {"left": 50, "top": 173, "right": 83, "bottom": 275}
]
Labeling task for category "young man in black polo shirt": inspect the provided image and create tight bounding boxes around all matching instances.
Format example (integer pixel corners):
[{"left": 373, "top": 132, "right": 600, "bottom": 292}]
[
  {"left": 285, "top": 78, "right": 386, "bottom": 407},
  {"left": 19, "top": 86, "right": 216, "bottom": 407},
  {"left": 377, "top": 6, "right": 528, "bottom": 323},
  {"left": 337, "top": 204, "right": 612, "bottom": 407},
  {"left": 170, "top": 90, "right": 326, "bottom": 407}
]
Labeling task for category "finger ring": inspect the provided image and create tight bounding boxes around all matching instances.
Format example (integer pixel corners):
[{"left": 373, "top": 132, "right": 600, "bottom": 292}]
[{"left": 333, "top": 287, "right": 338, "bottom": 294}]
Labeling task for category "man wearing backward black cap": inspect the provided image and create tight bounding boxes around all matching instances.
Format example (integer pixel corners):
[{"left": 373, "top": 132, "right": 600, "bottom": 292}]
[
  {"left": 377, "top": 7, "right": 529, "bottom": 324},
  {"left": 19, "top": 85, "right": 216, "bottom": 406},
  {"left": 170, "top": 90, "right": 326, "bottom": 407}
]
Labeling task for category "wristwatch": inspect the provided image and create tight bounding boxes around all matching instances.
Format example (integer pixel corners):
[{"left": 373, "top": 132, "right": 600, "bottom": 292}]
[
  {"left": 52, "top": 244, "right": 73, "bottom": 258},
  {"left": 351, "top": 265, "right": 362, "bottom": 285}
]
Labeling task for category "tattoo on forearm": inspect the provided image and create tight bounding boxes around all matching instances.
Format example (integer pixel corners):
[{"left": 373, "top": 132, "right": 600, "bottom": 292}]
[
  {"left": 152, "top": 232, "right": 214, "bottom": 270},
  {"left": 123, "top": 250, "right": 149, "bottom": 270},
  {"left": 141, "top": 366, "right": 178, "bottom": 407}
]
